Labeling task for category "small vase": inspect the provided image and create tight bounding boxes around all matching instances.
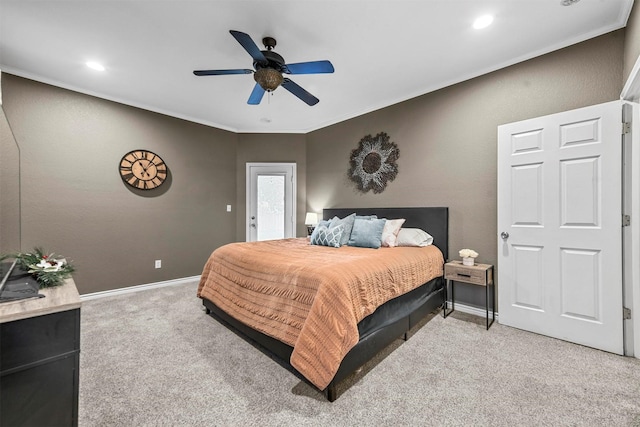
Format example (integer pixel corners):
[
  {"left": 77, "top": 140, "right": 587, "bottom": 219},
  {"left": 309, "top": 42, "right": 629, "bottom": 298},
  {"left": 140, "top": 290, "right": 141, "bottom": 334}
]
[{"left": 462, "top": 257, "right": 475, "bottom": 266}]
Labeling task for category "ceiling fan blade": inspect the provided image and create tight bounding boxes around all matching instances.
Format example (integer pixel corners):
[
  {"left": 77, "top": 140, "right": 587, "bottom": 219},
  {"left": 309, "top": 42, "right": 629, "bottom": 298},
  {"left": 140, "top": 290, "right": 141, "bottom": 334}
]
[
  {"left": 229, "top": 30, "right": 267, "bottom": 64},
  {"left": 284, "top": 60, "right": 335, "bottom": 75},
  {"left": 193, "top": 69, "right": 253, "bottom": 76},
  {"left": 248, "top": 83, "right": 266, "bottom": 105},
  {"left": 281, "top": 78, "right": 319, "bottom": 106}
]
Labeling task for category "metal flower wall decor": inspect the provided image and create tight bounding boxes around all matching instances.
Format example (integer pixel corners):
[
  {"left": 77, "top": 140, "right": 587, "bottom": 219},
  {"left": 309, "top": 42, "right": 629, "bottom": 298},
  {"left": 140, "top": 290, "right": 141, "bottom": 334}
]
[{"left": 348, "top": 132, "right": 399, "bottom": 194}]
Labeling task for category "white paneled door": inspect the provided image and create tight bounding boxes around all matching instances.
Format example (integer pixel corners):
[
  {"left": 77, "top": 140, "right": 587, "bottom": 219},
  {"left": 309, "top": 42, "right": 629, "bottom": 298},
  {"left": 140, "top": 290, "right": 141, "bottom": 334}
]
[
  {"left": 498, "top": 101, "right": 623, "bottom": 354},
  {"left": 246, "top": 163, "right": 296, "bottom": 242}
]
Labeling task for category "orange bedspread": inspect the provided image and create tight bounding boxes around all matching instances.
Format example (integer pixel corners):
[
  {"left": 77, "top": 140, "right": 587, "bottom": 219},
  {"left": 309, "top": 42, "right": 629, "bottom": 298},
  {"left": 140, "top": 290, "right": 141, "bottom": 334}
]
[{"left": 197, "top": 237, "right": 444, "bottom": 389}]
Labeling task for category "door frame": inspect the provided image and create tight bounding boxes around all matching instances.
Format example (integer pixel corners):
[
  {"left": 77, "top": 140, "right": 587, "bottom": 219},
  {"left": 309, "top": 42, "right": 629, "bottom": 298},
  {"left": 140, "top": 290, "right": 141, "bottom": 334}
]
[
  {"left": 245, "top": 162, "right": 296, "bottom": 242},
  {"left": 621, "top": 55, "right": 640, "bottom": 359}
]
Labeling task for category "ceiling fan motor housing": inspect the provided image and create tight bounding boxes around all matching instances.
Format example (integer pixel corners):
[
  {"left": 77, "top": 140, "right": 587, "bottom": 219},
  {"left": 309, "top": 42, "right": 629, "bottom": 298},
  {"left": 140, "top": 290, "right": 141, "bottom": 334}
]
[{"left": 254, "top": 50, "right": 286, "bottom": 71}]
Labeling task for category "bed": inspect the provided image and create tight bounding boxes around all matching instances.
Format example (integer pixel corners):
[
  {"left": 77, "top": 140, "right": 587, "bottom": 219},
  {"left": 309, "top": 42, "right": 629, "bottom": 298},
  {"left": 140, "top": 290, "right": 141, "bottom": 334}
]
[{"left": 198, "top": 207, "right": 448, "bottom": 401}]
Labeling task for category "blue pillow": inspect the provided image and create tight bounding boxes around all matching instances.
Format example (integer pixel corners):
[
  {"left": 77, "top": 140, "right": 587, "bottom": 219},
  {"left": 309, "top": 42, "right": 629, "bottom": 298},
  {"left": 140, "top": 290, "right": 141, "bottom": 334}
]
[
  {"left": 310, "top": 220, "right": 330, "bottom": 242},
  {"left": 328, "top": 213, "right": 356, "bottom": 246},
  {"left": 311, "top": 223, "right": 344, "bottom": 248},
  {"left": 348, "top": 218, "right": 387, "bottom": 249}
]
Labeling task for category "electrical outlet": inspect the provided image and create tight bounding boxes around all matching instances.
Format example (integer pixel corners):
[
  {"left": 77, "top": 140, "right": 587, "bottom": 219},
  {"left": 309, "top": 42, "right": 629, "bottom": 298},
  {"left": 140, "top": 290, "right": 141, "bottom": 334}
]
[
  {"left": 155, "top": 260, "right": 161, "bottom": 269},
  {"left": 227, "top": 204, "right": 232, "bottom": 212}
]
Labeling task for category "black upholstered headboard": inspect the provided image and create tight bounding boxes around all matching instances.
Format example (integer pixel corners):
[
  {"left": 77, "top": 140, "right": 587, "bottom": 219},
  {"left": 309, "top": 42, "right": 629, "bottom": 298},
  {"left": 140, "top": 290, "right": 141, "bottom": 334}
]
[{"left": 322, "top": 207, "right": 449, "bottom": 260}]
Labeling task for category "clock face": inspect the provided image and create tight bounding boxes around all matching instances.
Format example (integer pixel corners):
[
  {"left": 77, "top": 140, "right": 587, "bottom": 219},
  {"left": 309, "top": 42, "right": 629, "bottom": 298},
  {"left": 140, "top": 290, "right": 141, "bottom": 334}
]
[{"left": 119, "top": 150, "right": 167, "bottom": 190}]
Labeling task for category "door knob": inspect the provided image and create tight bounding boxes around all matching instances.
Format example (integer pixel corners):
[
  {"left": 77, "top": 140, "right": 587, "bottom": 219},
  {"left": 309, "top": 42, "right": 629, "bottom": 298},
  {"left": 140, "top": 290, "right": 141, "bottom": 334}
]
[{"left": 500, "top": 232, "right": 509, "bottom": 239}]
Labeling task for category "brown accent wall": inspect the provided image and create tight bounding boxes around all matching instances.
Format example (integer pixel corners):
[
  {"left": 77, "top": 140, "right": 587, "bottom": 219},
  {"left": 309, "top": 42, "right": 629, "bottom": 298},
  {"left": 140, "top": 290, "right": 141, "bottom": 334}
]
[
  {"left": 1, "top": 74, "right": 238, "bottom": 294},
  {"left": 235, "top": 133, "right": 306, "bottom": 241},
  {"left": 306, "top": 30, "right": 625, "bottom": 306},
  {"left": 624, "top": 2, "right": 640, "bottom": 84}
]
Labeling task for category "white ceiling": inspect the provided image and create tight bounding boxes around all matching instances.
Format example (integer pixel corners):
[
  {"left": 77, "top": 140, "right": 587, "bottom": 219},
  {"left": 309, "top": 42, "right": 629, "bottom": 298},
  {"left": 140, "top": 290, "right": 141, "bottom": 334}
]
[{"left": 0, "top": 0, "right": 634, "bottom": 133}]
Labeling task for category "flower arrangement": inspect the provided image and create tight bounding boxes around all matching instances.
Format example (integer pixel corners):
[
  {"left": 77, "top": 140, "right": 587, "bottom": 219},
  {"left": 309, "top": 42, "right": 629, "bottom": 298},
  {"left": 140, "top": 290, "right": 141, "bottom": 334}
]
[
  {"left": 1, "top": 247, "right": 75, "bottom": 288},
  {"left": 459, "top": 249, "right": 479, "bottom": 266},
  {"left": 459, "top": 249, "right": 479, "bottom": 259}
]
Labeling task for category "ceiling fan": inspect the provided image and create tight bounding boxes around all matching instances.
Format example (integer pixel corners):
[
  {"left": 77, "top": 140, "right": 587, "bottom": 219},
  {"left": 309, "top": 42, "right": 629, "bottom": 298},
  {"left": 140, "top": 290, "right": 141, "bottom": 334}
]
[{"left": 193, "top": 30, "right": 334, "bottom": 106}]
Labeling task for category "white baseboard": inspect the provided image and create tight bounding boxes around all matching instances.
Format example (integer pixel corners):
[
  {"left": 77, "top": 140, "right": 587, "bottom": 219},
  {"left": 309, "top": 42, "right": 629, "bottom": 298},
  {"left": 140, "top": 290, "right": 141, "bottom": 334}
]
[
  {"left": 80, "top": 275, "right": 201, "bottom": 301},
  {"left": 445, "top": 301, "right": 499, "bottom": 321}
]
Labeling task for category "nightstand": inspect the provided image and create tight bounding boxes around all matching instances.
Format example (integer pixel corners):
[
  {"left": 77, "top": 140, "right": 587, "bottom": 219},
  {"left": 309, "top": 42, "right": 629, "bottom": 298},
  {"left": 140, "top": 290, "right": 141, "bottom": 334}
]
[{"left": 443, "top": 260, "right": 495, "bottom": 330}]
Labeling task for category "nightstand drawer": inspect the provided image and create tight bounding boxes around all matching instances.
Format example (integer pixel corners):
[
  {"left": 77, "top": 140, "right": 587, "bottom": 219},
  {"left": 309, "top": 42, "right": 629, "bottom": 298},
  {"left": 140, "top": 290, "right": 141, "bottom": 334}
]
[
  {"left": 444, "top": 268, "right": 486, "bottom": 285},
  {"left": 444, "top": 261, "right": 492, "bottom": 286}
]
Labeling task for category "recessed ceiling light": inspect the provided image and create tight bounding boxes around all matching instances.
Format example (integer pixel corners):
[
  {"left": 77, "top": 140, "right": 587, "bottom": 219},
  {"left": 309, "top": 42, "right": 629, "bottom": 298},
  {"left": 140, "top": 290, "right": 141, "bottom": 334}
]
[
  {"left": 473, "top": 14, "right": 494, "bottom": 30},
  {"left": 86, "top": 61, "right": 105, "bottom": 71}
]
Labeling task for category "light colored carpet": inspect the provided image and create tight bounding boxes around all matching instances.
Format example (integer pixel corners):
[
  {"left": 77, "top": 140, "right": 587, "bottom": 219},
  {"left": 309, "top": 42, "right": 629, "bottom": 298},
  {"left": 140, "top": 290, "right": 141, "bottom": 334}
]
[{"left": 79, "top": 281, "right": 640, "bottom": 426}]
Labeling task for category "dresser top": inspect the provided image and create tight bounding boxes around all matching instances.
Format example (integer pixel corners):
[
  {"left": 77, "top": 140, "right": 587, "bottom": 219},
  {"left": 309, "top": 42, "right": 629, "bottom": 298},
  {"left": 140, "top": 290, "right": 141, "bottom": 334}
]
[{"left": 0, "top": 277, "right": 81, "bottom": 323}]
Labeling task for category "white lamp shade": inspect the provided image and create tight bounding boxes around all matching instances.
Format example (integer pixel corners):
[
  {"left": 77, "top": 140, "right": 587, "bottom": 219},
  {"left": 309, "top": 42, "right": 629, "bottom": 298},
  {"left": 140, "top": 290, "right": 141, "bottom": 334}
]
[{"left": 305, "top": 212, "right": 319, "bottom": 225}]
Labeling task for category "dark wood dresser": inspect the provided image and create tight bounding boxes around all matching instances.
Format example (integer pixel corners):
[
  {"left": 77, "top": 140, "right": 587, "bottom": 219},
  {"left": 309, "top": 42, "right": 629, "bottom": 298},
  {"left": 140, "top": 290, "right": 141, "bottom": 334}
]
[{"left": 1, "top": 278, "right": 81, "bottom": 426}]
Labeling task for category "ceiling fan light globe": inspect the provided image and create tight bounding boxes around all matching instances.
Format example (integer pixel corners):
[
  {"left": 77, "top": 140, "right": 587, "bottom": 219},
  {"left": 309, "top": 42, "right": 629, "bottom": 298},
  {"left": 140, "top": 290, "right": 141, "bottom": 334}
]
[{"left": 254, "top": 68, "right": 283, "bottom": 91}]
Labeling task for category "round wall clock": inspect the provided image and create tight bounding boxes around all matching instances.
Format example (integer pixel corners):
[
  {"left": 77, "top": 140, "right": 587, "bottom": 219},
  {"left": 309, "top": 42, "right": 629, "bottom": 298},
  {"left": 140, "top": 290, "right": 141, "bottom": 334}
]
[
  {"left": 119, "top": 149, "right": 168, "bottom": 190},
  {"left": 348, "top": 132, "right": 399, "bottom": 194}
]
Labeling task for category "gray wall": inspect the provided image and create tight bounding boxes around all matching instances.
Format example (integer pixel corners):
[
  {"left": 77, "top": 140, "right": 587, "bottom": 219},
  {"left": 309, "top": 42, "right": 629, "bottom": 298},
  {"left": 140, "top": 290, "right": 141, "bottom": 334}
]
[
  {"left": 0, "top": 106, "right": 21, "bottom": 254},
  {"left": 235, "top": 133, "right": 307, "bottom": 241},
  {"left": 1, "top": 74, "right": 238, "bottom": 294},
  {"left": 306, "top": 30, "right": 625, "bottom": 308}
]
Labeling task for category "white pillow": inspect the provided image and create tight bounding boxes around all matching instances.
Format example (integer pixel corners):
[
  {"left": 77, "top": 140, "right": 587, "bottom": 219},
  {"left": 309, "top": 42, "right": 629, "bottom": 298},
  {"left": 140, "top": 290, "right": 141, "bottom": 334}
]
[
  {"left": 381, "top": 218, "right": 406, "bottom": 247},
  {"left": 396, "top": 228, "right": 434, "bottom": 247}
]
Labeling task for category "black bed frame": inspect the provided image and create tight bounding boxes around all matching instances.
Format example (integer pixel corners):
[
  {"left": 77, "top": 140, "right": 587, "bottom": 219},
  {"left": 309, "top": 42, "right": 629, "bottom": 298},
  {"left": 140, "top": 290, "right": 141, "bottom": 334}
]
[{"left": 202, "top": 207, "right": 449, "bottom": 401}]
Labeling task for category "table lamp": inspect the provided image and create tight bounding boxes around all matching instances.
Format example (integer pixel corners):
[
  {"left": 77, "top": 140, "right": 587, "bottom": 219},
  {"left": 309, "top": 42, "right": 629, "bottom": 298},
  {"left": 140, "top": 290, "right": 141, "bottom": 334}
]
[{"left": 305, "top": 212, "right": 318, "bottom": 236}]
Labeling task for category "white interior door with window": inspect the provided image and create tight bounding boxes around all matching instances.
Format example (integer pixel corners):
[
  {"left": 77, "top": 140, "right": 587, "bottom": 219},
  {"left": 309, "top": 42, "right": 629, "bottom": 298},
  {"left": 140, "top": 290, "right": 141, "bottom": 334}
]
[
  {"left": 246, "top": 163, "right": 296, "bottom": 242},
  {"left": 497, "top": 101, "right": 624, "bottom": 355}
]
